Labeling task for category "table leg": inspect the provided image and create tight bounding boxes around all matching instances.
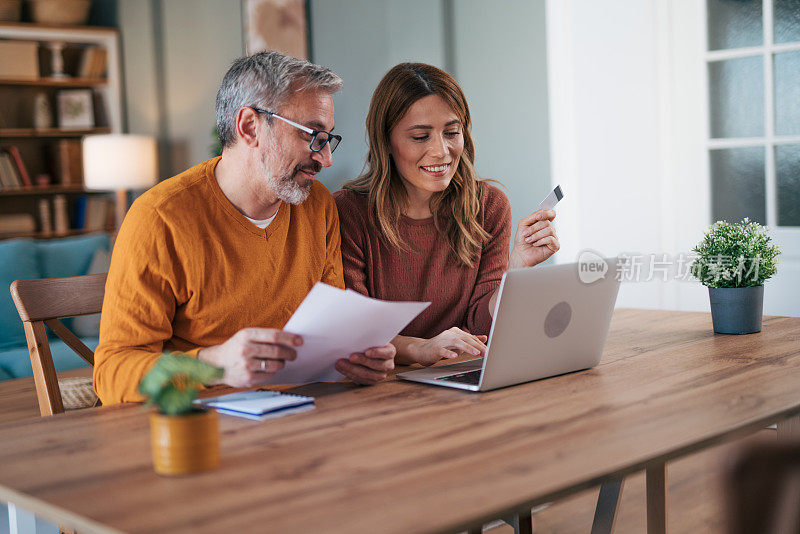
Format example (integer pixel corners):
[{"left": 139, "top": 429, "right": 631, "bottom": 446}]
[
  {"left": 777, "top": 414, "right": 800, "bottom": 441},
  {"left": 646, "top": 463, "right": 668, "bottom": 534},
  {"left": 590, "top": 477, "right": 624, "bottom": 534},
  {"left": 8, "top": 502, "right": 35, "bottom": 534},
  {"left": 492, "top": 510, "right": 534, "bottom": 534},
  {"left": 516, "top": 510, "right": 533, "bottom": 534}
]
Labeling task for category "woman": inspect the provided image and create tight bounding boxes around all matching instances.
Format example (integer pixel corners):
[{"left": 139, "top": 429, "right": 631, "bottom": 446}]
[{"left": 334, "top": 63, "right": 559, "bottom": 366}]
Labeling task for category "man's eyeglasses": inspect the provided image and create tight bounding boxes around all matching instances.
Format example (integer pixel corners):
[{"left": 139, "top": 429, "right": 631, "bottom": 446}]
[{"left": 249, "top": 107, "right": 341, "bottom": 154}]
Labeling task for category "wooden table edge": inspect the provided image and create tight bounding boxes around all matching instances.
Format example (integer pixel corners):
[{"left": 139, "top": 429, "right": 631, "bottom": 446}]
[
  {"left": 0, "top": 486, "right": 122, "bottom": 534},
  {"left": 3, "top": 309, "right": 799, "bottom": 533},
  {"left": 441, "top": 406, "right": 800, "bottom": 534}
]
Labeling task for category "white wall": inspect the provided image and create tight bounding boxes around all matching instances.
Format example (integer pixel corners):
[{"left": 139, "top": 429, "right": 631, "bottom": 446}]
[
  {"left": 159, "top": 1, "right": 244, "bottom": 173},
  {"left": 546, "top": 0, "right": 687, "bottom": 309},
  {"left": 118, "top": 0, "right": 244, "bottom": 177},
  {"left": 452, "top": 0, "right": 551, "bottom": 242},
  {"left": 308, "top": 0, "right": 447, "bottom": 191},
  {"left": 117, "top": 0, "right": 159, "bottom": 138}
]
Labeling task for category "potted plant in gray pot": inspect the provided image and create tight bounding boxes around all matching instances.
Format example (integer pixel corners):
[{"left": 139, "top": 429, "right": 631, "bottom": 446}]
[{"left": 690, "top": 218, "right": 780, "bottom": 334}]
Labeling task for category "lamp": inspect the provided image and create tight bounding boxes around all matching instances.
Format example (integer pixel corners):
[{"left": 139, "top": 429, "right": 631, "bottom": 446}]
[{"left": 82, "top": 134, "right": 158, "bottom": 229}]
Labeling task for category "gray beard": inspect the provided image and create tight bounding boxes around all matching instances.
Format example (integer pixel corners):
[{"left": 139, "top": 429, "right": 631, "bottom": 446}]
[{"left": 269, "top": 169, "right": 311, "bottom": 205}]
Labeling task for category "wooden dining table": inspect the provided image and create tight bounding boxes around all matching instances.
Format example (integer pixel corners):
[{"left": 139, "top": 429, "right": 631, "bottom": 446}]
[{"left": 0, "top": 309, "right": 799, "bottom": 534}]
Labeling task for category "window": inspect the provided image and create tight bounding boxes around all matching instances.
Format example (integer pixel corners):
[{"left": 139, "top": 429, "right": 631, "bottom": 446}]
[{"left": 706, "top": 0, "right": 800, "bottom": 226}]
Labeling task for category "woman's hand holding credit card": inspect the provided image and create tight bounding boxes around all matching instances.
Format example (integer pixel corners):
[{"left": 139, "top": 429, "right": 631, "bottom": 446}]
[{"left": 509, "top": 185, "right": 563, "bottom": 269}]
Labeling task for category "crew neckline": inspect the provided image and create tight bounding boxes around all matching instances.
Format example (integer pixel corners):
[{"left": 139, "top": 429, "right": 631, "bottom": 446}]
[{"left": 400, "top": 213, "right": 435, "bottom": 226}]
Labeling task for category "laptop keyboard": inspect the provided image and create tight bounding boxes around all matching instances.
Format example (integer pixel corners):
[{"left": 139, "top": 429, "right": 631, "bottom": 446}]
[{"left": 435, "top": 369, "right": 481, "bottom": 385}]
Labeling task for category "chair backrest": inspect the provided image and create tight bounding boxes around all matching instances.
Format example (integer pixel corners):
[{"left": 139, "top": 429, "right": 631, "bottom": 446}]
[
  {"left": 727, "top": 441, "right": 800, "bottom": 534},
  {"left": 10, "top": 273, "right": 106, "bottom": 416}
]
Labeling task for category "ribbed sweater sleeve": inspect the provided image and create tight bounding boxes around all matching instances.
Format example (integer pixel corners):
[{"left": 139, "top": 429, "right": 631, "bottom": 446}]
[
  {"left": 463, "top": 186, "right": 511, "bottom": 334},
  {"left": 333, "top": 191, "right": 369, "bottom": 296},
  {"left": 93, "top": 198, "right": 189, "bottom": 404},
  {"left": 321, "top": 188, "right": 345, "bottom": 289}
]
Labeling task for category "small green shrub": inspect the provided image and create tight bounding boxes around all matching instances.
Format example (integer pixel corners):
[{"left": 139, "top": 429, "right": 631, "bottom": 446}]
[
  {"left": 138, "top": 353, "right": 223, "bottom": 415},
  {"left": 691, "top": 218, "right": 780, "bottom": 288}
]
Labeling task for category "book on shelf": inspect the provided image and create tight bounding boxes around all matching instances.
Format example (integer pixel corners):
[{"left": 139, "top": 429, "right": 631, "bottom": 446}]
[
  {"left": 72, "top": 195, "right": 87, "bottom": 229},
  {"left": 0, "top": 152, "right": 21, "bottom": 188},
  {"left": 0, "top": 153, "right": 12, "bottom": 187},
  {"left": 77, "top": 46, "right": 96, "bottom": 78},
  {"left": 78, "top": 46, "right": 108, "bottom": 79},
  {"left": 53, "top": 194, "right": 69, "bottom": 235},
  {"left": 5, "top": 146, "right": 32, "bottom": 187},
  {"left": 85, "top": 197, "right": 111, "bottom": 231},
  {"left": 73, "top": 195, "right": 111, "bottom": 231},
  {"left": 0, "top": 41, "right": 39, "bottom": 80},
  {"left": 52, "top": 139, "right": 83, "bottom": 186},
  {"left": 38, "top": 198, "right": 52, "bottom": 236},
  {"left": 92, "top": 48, "right": 107, "bottom": 79},
  {"left": 0, "top": 214, "right": 36, "bottom": 236}
]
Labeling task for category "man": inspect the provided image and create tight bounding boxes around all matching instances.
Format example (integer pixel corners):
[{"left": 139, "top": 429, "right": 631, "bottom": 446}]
[{"left": 94, "top": 52, "right": 395, "bottom": 404}]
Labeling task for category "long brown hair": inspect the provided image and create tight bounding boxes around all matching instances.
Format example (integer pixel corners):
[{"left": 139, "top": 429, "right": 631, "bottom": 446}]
[{"left": 343, "top": 63, "right": 490, "bottom": 268}]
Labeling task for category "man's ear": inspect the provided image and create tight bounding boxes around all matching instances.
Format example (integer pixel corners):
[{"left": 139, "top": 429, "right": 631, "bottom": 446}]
[{"left": 235, "top": 107, "right": 262, "bottom": 148}]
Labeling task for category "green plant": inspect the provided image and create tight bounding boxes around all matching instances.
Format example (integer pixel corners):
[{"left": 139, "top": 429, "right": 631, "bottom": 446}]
[
  {"left": 691, "top": 218, "right": 780, "bottom": 288},
  {"left": 138, "top": 353, "right": 223, "bottom": 415}
]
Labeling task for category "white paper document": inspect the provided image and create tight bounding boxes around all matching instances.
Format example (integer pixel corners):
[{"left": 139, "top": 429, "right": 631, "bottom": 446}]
[{"left": 265, "top": 283, "right": 430, "bottom": 384}]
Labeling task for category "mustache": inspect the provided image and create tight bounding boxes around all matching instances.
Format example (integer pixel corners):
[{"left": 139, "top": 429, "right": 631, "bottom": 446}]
[{"left": 295, "top": 162, "right": 322, "bottom": 175}]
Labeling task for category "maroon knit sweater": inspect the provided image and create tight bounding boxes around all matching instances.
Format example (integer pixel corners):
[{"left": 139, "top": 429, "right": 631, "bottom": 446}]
[{"left": 333, "top": 184, "right": 511, "bottom": 338}]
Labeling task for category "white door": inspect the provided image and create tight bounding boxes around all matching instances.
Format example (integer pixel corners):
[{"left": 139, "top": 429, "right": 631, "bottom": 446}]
[{"left": 670, "top": 0, "right": 800, "bottom": 316}]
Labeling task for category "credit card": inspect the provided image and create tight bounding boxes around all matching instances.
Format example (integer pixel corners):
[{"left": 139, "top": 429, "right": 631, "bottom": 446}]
[{"left": 539, "top": 185, "right": 564, "bottom": 210}]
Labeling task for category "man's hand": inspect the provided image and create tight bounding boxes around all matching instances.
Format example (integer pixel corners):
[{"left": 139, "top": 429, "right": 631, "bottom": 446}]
[
  {"left": 197, "top": 328, "right": 302, "bottom": 388},
  {"left": 509, "top": 209, "right": 560, "bottom": 269},
  {"left": 335, "top": 344, "right": 396, "bottom": 385}
]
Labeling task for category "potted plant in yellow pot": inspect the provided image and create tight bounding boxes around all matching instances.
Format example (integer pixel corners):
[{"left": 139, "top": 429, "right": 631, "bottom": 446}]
[
  {"left": 690, "top": 218, "right": 780, "bottom": 334},
  {"left": 139, "top": 353, "right": 224, "bottom": 476}
]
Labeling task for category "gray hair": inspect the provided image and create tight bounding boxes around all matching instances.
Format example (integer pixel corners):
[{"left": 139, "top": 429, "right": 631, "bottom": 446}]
[{"left": 215, "top": 51, "right": 342, "bottom": 148}]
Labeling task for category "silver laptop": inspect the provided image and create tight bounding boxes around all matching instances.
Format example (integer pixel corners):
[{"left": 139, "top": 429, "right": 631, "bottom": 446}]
[{"left": 397, "top": 259, "right": 620, "bottom": 391}]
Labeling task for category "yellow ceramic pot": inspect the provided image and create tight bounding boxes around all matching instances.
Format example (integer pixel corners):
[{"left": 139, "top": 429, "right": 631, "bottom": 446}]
[{"left": 149, "top": 409, "right": 219, "bottom": 476}]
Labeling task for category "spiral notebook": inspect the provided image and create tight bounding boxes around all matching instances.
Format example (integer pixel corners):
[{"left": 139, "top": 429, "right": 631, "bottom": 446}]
[{"left": 195, "top": 389, "right": 315, "bottom": 421}]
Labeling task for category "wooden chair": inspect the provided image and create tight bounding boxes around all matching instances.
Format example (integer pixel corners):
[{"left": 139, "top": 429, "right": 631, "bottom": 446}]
[{"left": 9, "top": 273, "right": 106, "bottom": 416}]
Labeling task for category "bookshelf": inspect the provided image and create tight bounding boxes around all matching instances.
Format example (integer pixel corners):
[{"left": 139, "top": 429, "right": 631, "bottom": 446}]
[
  {"left": 0, "top": 22, "right": 122, "bottom": 240},
  {"left": 0, "top": 77, "right": 108, "bottom": 87},
  {"left": 0, "top": 127, "right": 112, "bottom": 138},
  {"left": 1, "top": 227, "right": 105, "bottom": 240},
  {"left": 0, "top": 185, "right": 84, "bottom": 196}
]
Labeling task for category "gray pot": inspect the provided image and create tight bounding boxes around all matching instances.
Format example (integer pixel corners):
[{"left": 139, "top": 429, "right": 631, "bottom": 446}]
[{"left": 708, "top": 285, "right": 764, "bottom": 334}]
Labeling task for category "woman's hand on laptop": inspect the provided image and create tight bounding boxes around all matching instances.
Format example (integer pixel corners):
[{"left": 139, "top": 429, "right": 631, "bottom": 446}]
[
  {"left": 394, "top": 328, "right": 487, "bottom": 367},
  {"left": 335, "top": 344, "right": 396, "bottom": 385},
  {"left": 197, "top": 328, "right": 303, "bottom": 387},
  {"left": 509, "top": 209, "right": 560, "bottom": 269}
]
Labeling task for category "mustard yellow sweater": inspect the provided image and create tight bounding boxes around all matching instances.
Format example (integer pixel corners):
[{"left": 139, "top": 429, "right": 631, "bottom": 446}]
[{"left": 94, "top": 157, "right": 344, "bottom": 404}]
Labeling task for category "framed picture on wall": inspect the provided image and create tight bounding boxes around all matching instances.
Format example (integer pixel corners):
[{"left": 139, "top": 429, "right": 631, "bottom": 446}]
[
  {"left": 243, "top": 0, "right": 309, "bottom": 59},
  {"left": 57, "top": 89, "right": 94, "bottom": 130}
]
